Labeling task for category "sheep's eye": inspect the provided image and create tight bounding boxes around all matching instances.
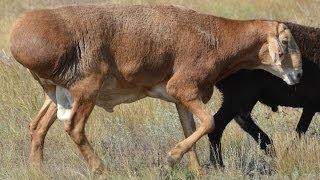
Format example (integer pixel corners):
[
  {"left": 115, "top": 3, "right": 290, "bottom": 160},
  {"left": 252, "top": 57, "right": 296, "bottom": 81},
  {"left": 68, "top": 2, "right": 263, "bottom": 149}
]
[{"left": 282, "top": 40, "right": 288, "bottom": 46}]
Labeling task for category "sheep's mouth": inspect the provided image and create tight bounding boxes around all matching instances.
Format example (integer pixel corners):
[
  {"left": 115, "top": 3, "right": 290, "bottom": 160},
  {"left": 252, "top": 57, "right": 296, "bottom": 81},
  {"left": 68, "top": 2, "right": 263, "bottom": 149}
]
[{"left": 281, "top": 69, "right": 302, "bottom": 85}]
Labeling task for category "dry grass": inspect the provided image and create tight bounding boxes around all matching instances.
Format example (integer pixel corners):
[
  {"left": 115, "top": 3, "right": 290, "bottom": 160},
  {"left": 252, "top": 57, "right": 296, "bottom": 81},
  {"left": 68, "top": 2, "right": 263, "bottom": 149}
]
[{"left": 0, "top": 0, "right": 320, "bottom": 179}]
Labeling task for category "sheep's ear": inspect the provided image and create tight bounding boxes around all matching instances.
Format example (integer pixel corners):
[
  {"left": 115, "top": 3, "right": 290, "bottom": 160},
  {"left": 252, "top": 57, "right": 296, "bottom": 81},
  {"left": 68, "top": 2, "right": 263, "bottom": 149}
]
[
  {"left": 282, "top": 27, "right": 302, "bottom": 69},
  {"left": 278, "top": 24, "right": 297, "bottom": 53},
  {"left": 288, "top": 35, "right": 299, "bottom": 53},
  {"left": 277, "top": 23, "right": 288, "bottom": 34}
]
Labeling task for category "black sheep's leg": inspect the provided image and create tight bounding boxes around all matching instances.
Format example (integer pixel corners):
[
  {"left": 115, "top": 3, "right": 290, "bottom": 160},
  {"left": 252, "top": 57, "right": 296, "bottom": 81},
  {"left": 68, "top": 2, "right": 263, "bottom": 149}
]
[
  {"left": 296, "top": 108, "right": 316, "bottom": 137},
  {"left": 208, "top": 104, "right": 235, "bottom": 167},
  {"left": 234, "top": 115, "right": 275, "bottom": 156}
]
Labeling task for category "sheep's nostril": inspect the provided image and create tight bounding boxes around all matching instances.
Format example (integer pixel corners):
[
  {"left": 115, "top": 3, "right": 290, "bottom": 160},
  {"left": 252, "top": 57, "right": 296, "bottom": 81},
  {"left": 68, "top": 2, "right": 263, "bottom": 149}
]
[
  {"left": 297, "top": 72, "right": 302, "bottom": 79},
  {"left": 278, "top": 49, "right": 284, "bottom": 57},
  {"left": 279, "top": 52, "right": 284, "bottom": 57}
]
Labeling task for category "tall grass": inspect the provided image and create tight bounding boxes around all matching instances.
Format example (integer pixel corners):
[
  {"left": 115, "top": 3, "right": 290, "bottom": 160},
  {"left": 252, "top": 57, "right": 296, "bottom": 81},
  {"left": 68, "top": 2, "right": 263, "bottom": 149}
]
[{"left": 0, "top": 0, "right": 320, "bottom": 179}]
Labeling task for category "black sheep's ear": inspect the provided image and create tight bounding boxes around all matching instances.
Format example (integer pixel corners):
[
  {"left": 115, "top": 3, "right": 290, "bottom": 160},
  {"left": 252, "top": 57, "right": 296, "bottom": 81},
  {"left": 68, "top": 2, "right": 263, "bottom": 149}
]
[{"left": 271, "top": 106, "right": 278, "bottom": 112}]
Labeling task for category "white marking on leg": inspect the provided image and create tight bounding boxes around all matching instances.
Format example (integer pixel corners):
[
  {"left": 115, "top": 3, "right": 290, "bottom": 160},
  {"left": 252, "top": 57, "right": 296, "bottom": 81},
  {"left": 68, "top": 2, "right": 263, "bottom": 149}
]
[{"left": 56, "top": 86, "right": 73, "bottom": 121}]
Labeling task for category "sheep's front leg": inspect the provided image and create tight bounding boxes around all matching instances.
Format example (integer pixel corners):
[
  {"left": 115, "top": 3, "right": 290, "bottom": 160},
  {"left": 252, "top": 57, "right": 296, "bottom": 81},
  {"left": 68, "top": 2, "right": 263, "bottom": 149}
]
[
  {"left": 296, "top": 108, "right": 316, "bottom": 137},
  {"left": 166, "top": 71, "right": 215, "bottom": 171},
  {"left": 175, "top": 103, "right": 202, "bottom": 174},
  {"left": 168, "top": 100, "right": 213, "bottom": 166}
]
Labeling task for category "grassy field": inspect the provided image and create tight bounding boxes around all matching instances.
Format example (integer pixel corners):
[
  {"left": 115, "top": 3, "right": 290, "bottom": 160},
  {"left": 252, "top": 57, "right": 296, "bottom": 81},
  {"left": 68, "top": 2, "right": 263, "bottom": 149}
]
[{"left": 1, "top": 0, "right": 320, "bottom": 179}]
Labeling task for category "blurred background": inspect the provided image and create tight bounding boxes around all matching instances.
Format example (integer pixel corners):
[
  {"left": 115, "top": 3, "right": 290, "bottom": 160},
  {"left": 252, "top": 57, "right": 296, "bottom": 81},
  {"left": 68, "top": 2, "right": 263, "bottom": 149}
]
[{"left": 0, "top": 0, "right": 319, "bottom": 179}]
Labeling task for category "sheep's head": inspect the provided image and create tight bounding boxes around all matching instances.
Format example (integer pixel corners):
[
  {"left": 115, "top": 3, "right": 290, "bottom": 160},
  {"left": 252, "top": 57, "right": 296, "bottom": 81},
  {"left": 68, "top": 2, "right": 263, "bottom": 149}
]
[{"left": 258, "top": 23, "right": 302, "bottom": 85}]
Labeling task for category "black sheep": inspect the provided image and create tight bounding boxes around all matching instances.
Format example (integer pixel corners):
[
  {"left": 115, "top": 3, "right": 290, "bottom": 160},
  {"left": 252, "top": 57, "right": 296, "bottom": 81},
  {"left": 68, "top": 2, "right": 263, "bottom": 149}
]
[{"left": 208, "top": 22, "right": 320, "bottom": 166}]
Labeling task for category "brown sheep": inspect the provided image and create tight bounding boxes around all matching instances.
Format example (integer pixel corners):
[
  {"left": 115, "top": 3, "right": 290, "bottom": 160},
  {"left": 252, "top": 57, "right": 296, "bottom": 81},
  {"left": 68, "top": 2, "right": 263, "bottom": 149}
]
[{"left": 10, "top": 4, "right": 302, "bottom": 175}]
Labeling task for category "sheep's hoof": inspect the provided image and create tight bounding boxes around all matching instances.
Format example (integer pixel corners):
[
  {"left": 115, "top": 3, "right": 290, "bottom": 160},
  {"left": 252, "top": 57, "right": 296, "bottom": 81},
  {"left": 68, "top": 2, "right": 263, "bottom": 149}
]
[
  {"left": 190, "top": 165, "right": 204, "bottom": 176},
  {"left": 266, "top": 144, "right": 277, "bottom": 158},
  {"left": 167, "top": 154, "right": 179, "bottom": 167},
  {"left": 167, "top": 149, "right": 183, "bottom": 167}
]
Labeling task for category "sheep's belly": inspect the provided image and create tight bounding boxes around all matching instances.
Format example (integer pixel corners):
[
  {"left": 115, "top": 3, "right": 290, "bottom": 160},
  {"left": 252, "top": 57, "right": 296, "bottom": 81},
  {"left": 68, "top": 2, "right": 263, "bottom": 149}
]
[{"left": 96, "top": 77, "right": 177, "bottom": 112}]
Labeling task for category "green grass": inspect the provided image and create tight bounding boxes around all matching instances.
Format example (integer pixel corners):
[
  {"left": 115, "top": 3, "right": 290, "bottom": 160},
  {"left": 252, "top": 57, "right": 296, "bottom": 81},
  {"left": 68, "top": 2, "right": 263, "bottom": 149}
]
[{"left": 0, "top": 0, "right": 320, "bottom": 179}]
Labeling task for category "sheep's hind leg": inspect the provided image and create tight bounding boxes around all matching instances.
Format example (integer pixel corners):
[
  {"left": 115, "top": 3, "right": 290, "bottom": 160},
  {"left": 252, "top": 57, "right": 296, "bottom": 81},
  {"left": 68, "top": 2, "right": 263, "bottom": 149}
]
[
  {"left": 234, "top": 115, "right": 275, "bottom": 157},
  {"left": 62, "top": 75, "right": 106, "bottom": 176},
  {"left": 29, "top": 86, "right": 57, "bottom": 168}
]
